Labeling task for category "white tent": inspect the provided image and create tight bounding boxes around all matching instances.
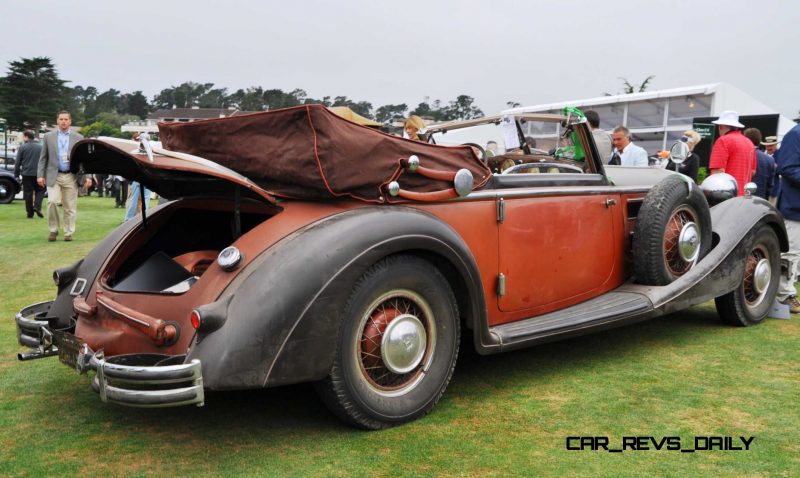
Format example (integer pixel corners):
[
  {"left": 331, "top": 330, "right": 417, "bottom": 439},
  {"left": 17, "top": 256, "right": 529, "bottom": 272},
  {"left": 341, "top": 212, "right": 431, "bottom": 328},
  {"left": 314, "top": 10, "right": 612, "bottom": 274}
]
[{"left": 504, "top": 83, "right": 794, "bottom": 151}]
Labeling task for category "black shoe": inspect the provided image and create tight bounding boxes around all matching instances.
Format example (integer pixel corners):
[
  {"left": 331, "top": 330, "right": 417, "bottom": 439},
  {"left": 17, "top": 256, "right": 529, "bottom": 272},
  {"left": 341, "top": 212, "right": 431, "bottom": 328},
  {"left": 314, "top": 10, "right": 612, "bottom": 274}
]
[{"left": 34, "top": 208, "right": 43, "bottom": 218}]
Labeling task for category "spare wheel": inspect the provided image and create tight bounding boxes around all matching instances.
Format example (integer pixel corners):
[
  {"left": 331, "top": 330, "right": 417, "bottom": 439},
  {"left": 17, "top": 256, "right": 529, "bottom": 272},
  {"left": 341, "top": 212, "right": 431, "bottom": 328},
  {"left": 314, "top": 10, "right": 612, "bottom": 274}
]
[{"left": 633, "top": 175, "right": 712, "bottom": 285}]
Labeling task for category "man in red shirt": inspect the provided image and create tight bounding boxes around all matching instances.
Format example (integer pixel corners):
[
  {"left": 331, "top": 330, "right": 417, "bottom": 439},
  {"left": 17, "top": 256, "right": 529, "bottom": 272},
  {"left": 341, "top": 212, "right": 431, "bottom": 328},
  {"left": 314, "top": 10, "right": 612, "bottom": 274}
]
[{"left": 708, "top": 110, "right": 756, "bottom": 196}]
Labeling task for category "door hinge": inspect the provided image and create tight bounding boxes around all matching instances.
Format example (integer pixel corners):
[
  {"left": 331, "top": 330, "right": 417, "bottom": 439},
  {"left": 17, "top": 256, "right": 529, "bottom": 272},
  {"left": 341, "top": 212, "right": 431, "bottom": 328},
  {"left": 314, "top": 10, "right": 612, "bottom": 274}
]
[
  {"left": 497, "top": 198, "right": 505, "bottom": 223},
  {"left": 497, "top": 273, "right": 506, "bottom": 297}
]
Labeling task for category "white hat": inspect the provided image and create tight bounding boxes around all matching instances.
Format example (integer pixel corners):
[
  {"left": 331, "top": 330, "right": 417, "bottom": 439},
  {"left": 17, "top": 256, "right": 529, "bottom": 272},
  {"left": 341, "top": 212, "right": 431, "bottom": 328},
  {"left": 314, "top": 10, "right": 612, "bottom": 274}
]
[
  {"left": 761, "top": 136, "right": 779, "bottom": 146},
  {"left": 712, "top": 110, "right": 745, "bottom": 128}
]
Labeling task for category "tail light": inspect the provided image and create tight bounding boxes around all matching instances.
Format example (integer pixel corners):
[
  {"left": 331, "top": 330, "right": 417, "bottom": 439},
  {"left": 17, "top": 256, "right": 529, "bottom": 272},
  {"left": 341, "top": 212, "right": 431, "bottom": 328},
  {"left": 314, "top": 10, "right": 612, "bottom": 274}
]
[
  {"left": 189, "top": 299, "right": 229, "bottom": 334},
  {"left": 190, "top": 310, "right": 201, "bottom": 330}
]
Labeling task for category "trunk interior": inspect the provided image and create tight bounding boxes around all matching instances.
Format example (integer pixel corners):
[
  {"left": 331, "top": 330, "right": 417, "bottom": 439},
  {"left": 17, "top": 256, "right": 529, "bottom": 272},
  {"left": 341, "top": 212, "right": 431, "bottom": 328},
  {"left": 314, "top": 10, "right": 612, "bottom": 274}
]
[{"left": 104, "top": 199, "right": 277, "bottom": 294}]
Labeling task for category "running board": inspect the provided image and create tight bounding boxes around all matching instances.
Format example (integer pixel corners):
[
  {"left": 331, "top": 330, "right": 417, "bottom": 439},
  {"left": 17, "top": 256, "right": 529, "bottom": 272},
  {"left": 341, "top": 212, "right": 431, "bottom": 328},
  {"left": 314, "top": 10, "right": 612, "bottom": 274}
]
[{"left": 491, "top": 292, "right": 654, "bottom": 352}]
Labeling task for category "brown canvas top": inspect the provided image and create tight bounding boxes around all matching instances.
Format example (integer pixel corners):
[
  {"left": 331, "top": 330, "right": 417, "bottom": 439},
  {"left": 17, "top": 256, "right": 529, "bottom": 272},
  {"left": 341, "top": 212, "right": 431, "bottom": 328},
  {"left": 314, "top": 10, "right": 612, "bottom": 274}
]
[{"left": 158, "top": 104, "right": 491, "bottom": 203}]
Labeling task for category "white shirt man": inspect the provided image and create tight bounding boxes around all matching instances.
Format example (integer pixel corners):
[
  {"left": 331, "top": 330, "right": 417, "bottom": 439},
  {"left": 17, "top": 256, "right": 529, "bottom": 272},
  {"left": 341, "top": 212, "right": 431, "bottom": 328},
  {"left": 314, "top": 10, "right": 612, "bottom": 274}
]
[{"left": 611, "top": 126, "right": 648, "bottom": 167}]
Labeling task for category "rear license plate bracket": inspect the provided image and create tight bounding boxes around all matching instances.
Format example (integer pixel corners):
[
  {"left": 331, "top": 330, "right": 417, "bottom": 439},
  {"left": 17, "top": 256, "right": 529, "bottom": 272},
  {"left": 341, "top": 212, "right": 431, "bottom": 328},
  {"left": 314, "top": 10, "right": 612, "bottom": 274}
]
[{"left": 52, "top": 329, "right": 83, "bottom": 369}]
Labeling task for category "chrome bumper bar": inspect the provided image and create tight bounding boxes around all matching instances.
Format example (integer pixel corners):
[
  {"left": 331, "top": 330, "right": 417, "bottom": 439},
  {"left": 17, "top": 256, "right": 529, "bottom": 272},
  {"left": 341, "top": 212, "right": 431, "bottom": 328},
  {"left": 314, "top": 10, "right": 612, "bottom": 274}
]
[
  {"left": 15, "top": 301, "right": 204, "bottom": 408},
  {"left": 81, "top": 347, "right": 205, "bottom": 408},
  {"left": 15, "top": 301, "right": 59, "bottom": 361}
]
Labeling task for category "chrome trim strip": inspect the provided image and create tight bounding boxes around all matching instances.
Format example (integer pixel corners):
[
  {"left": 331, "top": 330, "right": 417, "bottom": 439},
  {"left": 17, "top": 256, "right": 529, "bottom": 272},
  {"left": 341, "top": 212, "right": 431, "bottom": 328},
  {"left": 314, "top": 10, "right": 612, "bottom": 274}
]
[{"left": 462, "top": 184, "right": 652, "bottom": 201}]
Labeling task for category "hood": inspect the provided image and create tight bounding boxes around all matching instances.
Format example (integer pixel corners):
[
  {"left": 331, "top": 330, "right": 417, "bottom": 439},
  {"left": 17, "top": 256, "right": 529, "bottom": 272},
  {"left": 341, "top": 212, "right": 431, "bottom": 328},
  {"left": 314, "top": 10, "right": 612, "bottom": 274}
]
[
  {"left": 604, "top": 166, "right": 679, "bottom": 188},
  {"left": 70, "top": 137, "right": 279, "bottom": 207}
]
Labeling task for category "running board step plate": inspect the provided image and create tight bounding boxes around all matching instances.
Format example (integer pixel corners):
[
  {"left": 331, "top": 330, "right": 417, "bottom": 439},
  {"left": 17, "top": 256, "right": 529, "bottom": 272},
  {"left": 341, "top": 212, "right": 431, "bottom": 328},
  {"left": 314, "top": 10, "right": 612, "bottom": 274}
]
[{"left": 491, "top": 292, "right": 653, "bottom": 351}]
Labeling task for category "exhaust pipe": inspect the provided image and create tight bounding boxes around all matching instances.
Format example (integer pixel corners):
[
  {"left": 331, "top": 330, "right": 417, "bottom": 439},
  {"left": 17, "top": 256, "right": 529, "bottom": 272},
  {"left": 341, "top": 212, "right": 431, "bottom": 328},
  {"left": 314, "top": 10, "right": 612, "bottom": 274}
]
[{"left": 18, "top": 349, "right": 59, "bottom": 361}]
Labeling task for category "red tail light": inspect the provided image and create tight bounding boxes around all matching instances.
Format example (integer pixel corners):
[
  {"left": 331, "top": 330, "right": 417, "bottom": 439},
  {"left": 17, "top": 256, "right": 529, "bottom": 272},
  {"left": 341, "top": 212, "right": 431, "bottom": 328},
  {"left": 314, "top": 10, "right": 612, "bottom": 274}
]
[{"left": 190, "top": 310, "right": 201, "bottom": 330}]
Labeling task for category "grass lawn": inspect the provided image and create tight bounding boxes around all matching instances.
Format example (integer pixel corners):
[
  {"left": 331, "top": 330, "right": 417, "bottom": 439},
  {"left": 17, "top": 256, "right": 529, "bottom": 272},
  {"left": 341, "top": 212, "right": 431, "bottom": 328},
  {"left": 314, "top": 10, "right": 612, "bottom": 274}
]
[{"left": 1, "top": 197, "right": 798, "bottom": 477}]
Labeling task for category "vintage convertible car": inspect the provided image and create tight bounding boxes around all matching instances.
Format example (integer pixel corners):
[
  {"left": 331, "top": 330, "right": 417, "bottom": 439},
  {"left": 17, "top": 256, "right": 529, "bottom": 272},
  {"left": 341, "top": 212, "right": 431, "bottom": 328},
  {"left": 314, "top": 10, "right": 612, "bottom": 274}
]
[{"left": 15, "top": 105, "right": 787, "bottom": 429}]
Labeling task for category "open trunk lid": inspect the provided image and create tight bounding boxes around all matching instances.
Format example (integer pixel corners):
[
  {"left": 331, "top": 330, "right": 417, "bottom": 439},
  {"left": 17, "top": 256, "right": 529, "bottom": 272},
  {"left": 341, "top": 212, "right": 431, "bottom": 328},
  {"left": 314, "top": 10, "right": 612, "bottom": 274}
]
[{"left": 70, "top": 137, "right": 279, "bottom": 207}]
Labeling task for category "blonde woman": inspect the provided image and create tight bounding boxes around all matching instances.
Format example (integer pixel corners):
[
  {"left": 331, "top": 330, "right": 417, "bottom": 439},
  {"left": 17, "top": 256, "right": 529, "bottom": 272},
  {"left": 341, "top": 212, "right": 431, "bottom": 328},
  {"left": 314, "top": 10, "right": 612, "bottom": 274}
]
[
  {"left": 404, "top": 115, "right": 426, "bottom": 141},
  {"left": 667, "top": 130, "right": 701, "bottom": 182}
]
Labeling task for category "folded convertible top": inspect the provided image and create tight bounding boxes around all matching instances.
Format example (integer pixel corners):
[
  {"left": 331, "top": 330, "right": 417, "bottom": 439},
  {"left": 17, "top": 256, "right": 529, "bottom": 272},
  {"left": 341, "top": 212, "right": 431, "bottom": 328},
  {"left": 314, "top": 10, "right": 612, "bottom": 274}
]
[{"left": 158, "top": 104, "right": 491, "bottom": 203}]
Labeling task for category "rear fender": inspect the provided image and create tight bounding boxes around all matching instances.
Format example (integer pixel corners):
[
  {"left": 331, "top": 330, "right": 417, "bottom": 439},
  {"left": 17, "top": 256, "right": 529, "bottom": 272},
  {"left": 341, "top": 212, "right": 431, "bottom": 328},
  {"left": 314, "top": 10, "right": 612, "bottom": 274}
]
[{"left": 188, "top": 206, "right": 488, "bottom": 390}]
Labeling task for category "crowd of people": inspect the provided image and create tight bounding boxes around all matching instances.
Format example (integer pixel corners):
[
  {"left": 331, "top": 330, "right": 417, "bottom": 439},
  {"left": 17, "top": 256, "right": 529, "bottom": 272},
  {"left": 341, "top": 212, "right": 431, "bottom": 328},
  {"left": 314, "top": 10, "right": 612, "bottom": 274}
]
[{"left": 685, "top": 110, "right": 800, "bottom": 314}]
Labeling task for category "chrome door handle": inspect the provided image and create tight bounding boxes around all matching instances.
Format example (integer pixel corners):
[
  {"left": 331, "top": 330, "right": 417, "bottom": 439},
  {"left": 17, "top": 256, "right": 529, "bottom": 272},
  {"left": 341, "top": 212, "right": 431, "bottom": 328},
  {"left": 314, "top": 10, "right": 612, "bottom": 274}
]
[{"left": 605, "top": 198, "right": 617, "bottom": 208}]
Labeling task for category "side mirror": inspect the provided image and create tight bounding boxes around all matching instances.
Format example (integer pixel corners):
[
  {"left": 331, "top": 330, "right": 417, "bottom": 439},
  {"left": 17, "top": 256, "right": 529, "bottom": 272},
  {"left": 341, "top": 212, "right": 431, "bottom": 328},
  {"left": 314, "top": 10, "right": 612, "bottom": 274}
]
[{"left": 669, "top": 141, "right": 690, "bottom": 164}]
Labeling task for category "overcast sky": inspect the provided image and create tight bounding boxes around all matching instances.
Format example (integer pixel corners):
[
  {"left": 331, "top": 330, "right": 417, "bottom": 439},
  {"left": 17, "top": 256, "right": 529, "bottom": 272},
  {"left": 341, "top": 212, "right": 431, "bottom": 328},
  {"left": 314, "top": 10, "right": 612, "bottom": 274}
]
[{"left": 3, "top": 0, "right": 798, "bottom": 118}]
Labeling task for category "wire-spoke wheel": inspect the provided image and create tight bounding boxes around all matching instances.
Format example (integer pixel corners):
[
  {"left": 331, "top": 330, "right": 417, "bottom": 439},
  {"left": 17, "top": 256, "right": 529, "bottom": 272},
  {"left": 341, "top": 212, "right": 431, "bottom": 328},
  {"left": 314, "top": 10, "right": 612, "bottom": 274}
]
[
  {"left": 634, "top": 175, "right": 711, "bottom": 285},
  {"left": 716, "top": 226, "right": 780, "bottom": 326},
  {"left": 316, "top": 255, "right": 459, "bottom": 429},
  {"left": 743, "top": 246, "right": 770, "bottom": 307},
  {"left": 663, "top": 206, "right": 701, "bottom": 277},
  {"left": 357, "top": 290, "right": 435, "bottom": 396}
]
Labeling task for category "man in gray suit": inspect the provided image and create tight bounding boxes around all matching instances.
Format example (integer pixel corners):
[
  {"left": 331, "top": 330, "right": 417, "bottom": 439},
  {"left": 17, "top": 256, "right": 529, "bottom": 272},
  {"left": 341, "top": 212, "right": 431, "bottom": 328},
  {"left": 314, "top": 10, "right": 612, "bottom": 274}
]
[{"left": 37, "top": 111, "right": 84, "bottom": 241}]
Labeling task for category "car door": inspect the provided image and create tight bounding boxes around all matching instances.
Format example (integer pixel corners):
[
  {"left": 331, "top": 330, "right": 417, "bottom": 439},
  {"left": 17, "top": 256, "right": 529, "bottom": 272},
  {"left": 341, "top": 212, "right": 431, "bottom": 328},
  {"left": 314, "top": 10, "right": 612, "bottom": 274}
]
[{"left": 497, "top": 190, "right": 619, "bottom": 313}]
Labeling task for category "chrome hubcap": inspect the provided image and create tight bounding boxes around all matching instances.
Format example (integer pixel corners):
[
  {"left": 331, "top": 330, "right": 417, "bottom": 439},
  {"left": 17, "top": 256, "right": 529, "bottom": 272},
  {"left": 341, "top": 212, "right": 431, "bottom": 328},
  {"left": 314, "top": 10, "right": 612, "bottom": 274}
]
[
  {"left": 753, "top": 258, "right": 771, "bottom": 294},
  {"left": 357, "top": 289, "right": 436, "bottom": 396},
  {"left": 678, "top": 222, "right": 700, "bottom": 262},
  {"left": 381, "top": 314, "right": 427, "bottom": 374}
]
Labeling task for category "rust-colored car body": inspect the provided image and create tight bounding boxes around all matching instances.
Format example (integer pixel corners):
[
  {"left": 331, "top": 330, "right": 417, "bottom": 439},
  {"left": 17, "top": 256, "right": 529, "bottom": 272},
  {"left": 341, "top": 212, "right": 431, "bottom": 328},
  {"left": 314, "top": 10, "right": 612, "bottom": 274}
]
[{"left": 15, "top": 107, "right": 787, "bottom": 428}]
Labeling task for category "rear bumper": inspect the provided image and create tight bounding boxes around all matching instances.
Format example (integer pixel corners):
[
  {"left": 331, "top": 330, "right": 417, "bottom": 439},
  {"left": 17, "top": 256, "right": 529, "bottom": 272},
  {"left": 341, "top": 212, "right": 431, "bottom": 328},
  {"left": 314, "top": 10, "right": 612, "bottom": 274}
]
[
  {"left": 15, "top": 301, "right": 59, "bottom": 360},
  {"left": 15, "top": 300, "right": 204, "bottom": 408}
]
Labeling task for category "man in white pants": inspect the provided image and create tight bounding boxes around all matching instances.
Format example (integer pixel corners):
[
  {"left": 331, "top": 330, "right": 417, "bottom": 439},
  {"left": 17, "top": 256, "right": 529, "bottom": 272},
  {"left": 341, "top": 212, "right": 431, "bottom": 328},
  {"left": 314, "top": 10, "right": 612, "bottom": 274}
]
[{"left": 37, "top": 111, "right": 84, "bottom": 242}]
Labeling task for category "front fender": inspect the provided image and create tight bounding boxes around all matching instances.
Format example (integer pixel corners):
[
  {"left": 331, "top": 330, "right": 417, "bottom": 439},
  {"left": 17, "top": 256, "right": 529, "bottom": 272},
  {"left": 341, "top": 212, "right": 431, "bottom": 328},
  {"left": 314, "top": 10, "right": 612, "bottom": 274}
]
[
  {"left": 189, "top": 206, "right": 487, "bottom": 390},
  {"left": 709, "top": 195, "right": 787, "bottom": 252},
  {"left": 626, "top": 194, "right": 787, "bottom": 314}
]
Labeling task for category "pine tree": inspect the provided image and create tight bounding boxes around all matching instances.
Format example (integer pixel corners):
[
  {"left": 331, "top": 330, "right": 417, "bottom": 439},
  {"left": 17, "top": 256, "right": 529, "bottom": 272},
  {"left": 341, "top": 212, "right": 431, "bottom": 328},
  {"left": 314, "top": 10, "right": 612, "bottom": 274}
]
[{"left": 0, "top": 57, "right": 67, "bottom": 130}]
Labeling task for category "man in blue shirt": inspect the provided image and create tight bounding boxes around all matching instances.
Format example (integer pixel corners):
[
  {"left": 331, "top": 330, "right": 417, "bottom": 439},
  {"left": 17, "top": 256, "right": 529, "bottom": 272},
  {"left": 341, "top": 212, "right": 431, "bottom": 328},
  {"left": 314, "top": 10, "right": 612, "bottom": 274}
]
[
  {"left": 37, "top": 111, "right": 84, "bottom": 242},
  {"left": 774, "top": 123, "right": 800, "bottom": 313}
]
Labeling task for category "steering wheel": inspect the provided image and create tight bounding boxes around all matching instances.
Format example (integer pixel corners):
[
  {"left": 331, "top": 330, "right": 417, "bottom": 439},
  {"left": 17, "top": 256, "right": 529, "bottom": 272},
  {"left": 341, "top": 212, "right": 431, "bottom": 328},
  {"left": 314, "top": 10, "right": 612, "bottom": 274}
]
[{"left": 462, "top": 143, "right": 486, "bottom": 163}]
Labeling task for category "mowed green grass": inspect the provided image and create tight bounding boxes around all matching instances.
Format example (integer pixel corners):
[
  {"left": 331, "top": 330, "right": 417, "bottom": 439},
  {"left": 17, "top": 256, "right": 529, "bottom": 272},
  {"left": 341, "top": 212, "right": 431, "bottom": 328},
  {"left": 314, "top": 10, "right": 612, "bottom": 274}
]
[{"left": 1, "top": 197, "right": 798, "bottom": 477}]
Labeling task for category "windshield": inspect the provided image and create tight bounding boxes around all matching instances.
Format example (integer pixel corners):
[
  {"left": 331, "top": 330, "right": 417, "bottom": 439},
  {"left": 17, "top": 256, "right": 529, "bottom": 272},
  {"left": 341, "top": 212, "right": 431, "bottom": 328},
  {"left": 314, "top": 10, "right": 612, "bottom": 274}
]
[{"left": 426, "top": 115, "right": 595, "bottom": 174}]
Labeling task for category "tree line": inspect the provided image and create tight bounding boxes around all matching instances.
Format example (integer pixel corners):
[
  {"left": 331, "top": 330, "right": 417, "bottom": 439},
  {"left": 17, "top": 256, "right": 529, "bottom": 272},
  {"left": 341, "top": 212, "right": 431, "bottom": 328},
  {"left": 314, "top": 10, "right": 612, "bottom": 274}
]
[{"left": 0, "top": 57, "right": 487, "bottom": 137}]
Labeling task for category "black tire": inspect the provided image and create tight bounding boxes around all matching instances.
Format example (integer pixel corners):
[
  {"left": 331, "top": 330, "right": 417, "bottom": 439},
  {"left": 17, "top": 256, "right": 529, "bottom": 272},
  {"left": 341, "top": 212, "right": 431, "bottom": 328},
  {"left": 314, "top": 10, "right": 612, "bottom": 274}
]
[
  {"left": 715, "top": 225, "right": 780, "bottom": 326},
  {"left": 633, "top": 175, "right": 712, "bottom": 285},
  {"left": 0, "top": 178, "right": 15, "bottom": 204},
  {"left": 315, "top": 255, "right": 460, "bottom": 429}
]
